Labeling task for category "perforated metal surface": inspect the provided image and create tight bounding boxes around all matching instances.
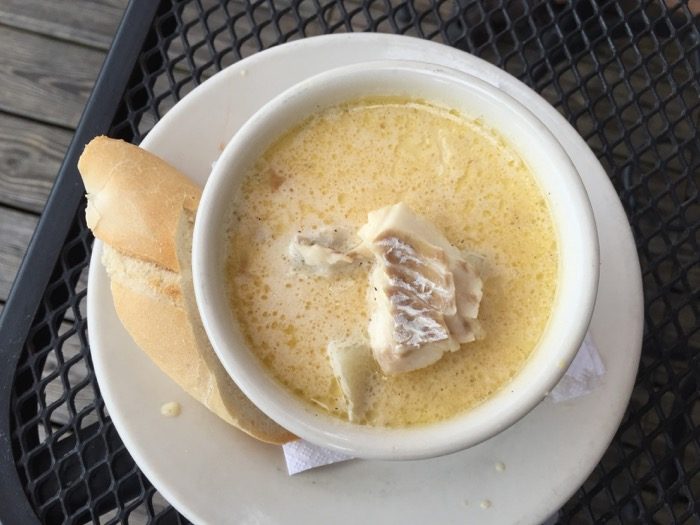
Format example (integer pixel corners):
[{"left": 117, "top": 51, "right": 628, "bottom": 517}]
[{"left": 2, "top": 0, "right": 699, "bottom": 523}]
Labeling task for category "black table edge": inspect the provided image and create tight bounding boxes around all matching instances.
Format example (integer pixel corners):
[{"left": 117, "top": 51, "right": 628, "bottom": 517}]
[{"left": 0, "top": 1, "right": 164, "bottom": 522}]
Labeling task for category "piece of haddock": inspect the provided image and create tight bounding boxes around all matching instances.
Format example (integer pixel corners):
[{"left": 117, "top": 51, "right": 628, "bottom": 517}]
[{"left": 356, "top": 202, "right": 484, "bottom": 374}]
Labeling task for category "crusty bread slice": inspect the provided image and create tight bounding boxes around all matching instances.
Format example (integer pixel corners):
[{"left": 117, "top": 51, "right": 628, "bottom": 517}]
[
  {"left": 80, "top": 136, "right": 294, "bottom": 445},
  {"left": 79, "top": 136, "right": 200, "bottom": 273}
]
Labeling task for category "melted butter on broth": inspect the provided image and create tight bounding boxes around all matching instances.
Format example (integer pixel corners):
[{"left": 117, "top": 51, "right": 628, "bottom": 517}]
[{"left": 225, "top": 98, "right": 558, "bottom": 427}]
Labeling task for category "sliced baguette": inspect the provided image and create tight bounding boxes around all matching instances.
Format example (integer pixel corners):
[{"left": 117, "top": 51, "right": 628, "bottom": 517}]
[
  {"left": 79, "top": 136, "right": 200, "bottom": 273},
  {"left": 80, "top": 136, "right": 295, "bottom": 445}
]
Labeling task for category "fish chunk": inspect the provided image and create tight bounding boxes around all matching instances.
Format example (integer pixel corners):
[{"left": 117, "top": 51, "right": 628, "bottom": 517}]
[
  {"left": 327, "top": 340, "right": 377, "bottom": 422},
  {"left": 289, "top": 227, "right": 360, "bottom": 275},
  {"left": 357, "top": 202, "right": 483, "bottom": 374}
]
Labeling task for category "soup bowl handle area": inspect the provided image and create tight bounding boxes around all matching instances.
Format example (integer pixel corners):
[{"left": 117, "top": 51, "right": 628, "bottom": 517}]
[{"left": 192, "top": 60, "right": 599, "bottom": 460}]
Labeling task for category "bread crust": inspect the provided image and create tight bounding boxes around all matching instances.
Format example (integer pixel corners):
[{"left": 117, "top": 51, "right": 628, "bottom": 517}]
[
  {"left": 109, "top": 266, "right": 294, "bottom": 444},
  {"left": 81, "top": 137, "right": 295, "bottom": 445},
  {"left": 79, "top": 136, "right": 200, "bottom": 273}
]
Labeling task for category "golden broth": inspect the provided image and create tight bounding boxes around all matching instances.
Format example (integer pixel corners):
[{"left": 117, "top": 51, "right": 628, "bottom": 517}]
[{"left": 225, "top": 98, "right": 558, "bottom": 427}]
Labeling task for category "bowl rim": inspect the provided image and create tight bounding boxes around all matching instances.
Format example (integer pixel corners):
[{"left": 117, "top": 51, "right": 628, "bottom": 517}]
[{"left": 193, "top": 59, "right": 600, "bottom": 460}]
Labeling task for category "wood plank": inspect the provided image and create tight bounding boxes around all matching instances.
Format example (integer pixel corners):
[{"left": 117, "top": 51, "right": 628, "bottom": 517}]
[
  {"left": 0, "top": 0, "right": 126, "bottom": 50},
  {"left": 0, "top": 112, "right": 73, "bottom": 213},
  {"left": 0, "top": 206, "right": 38, "bottom": 302},
  {"left": 0, "top": 26, "right": 106, "bottom": 128}
]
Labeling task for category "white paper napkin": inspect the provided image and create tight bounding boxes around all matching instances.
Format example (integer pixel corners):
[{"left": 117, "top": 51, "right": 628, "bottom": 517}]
[
  {"left": 549, "top": 333, "right": 605, "bottom": 402},
  {"left": 283, "top": 333, "right": 605, "bottom": 475},
  {"left": 283, "top": 439, "right": 353, "bottom": 475}
]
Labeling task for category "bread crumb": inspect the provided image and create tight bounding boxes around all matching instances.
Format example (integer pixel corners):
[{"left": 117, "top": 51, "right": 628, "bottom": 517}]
[
  {"left": 495, "top": 461, "right": 506, "bottom": 472},
  {"left": 480, "top": 499, "right": 492, "bottom": 509},
  {"left": 161, "top": 401, "right": 181, "bottom": 417}
]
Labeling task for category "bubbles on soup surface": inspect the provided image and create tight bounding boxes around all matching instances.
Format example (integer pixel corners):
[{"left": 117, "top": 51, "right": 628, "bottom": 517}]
[{"left": 225, "top": 98, "right": 558, "bottom": 426}]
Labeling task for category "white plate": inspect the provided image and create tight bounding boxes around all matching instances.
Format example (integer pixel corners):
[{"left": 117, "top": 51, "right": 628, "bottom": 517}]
[{"left": 88, "top": 34, "right": 643, "bottom": 525}]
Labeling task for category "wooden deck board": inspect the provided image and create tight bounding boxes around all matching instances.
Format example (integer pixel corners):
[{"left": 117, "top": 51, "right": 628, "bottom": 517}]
[
  {"left": 0, "top": 26, "right": 107, "bottom": 129},
  {"left": 0, "top": 111, "right": 73, "bottom": 213},
  {"left": 0, "top": 206, "right": 39, "bottom": 302},
  {"left": 0, "top": 0, "right": 125, "bottom": 50},
  {"left": 0, "top": 19, "right": 112, "bottom": 307}
]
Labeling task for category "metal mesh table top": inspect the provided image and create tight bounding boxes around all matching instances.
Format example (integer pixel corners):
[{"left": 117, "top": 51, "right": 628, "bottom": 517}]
[{"left": 0, "top": 0, "right": 697, "bottom": 523}]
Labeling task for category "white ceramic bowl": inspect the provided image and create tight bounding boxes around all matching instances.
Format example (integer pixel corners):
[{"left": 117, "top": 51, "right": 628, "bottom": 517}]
[{"left": 193, "top": 60, "right": 599, "bottom": 460}]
